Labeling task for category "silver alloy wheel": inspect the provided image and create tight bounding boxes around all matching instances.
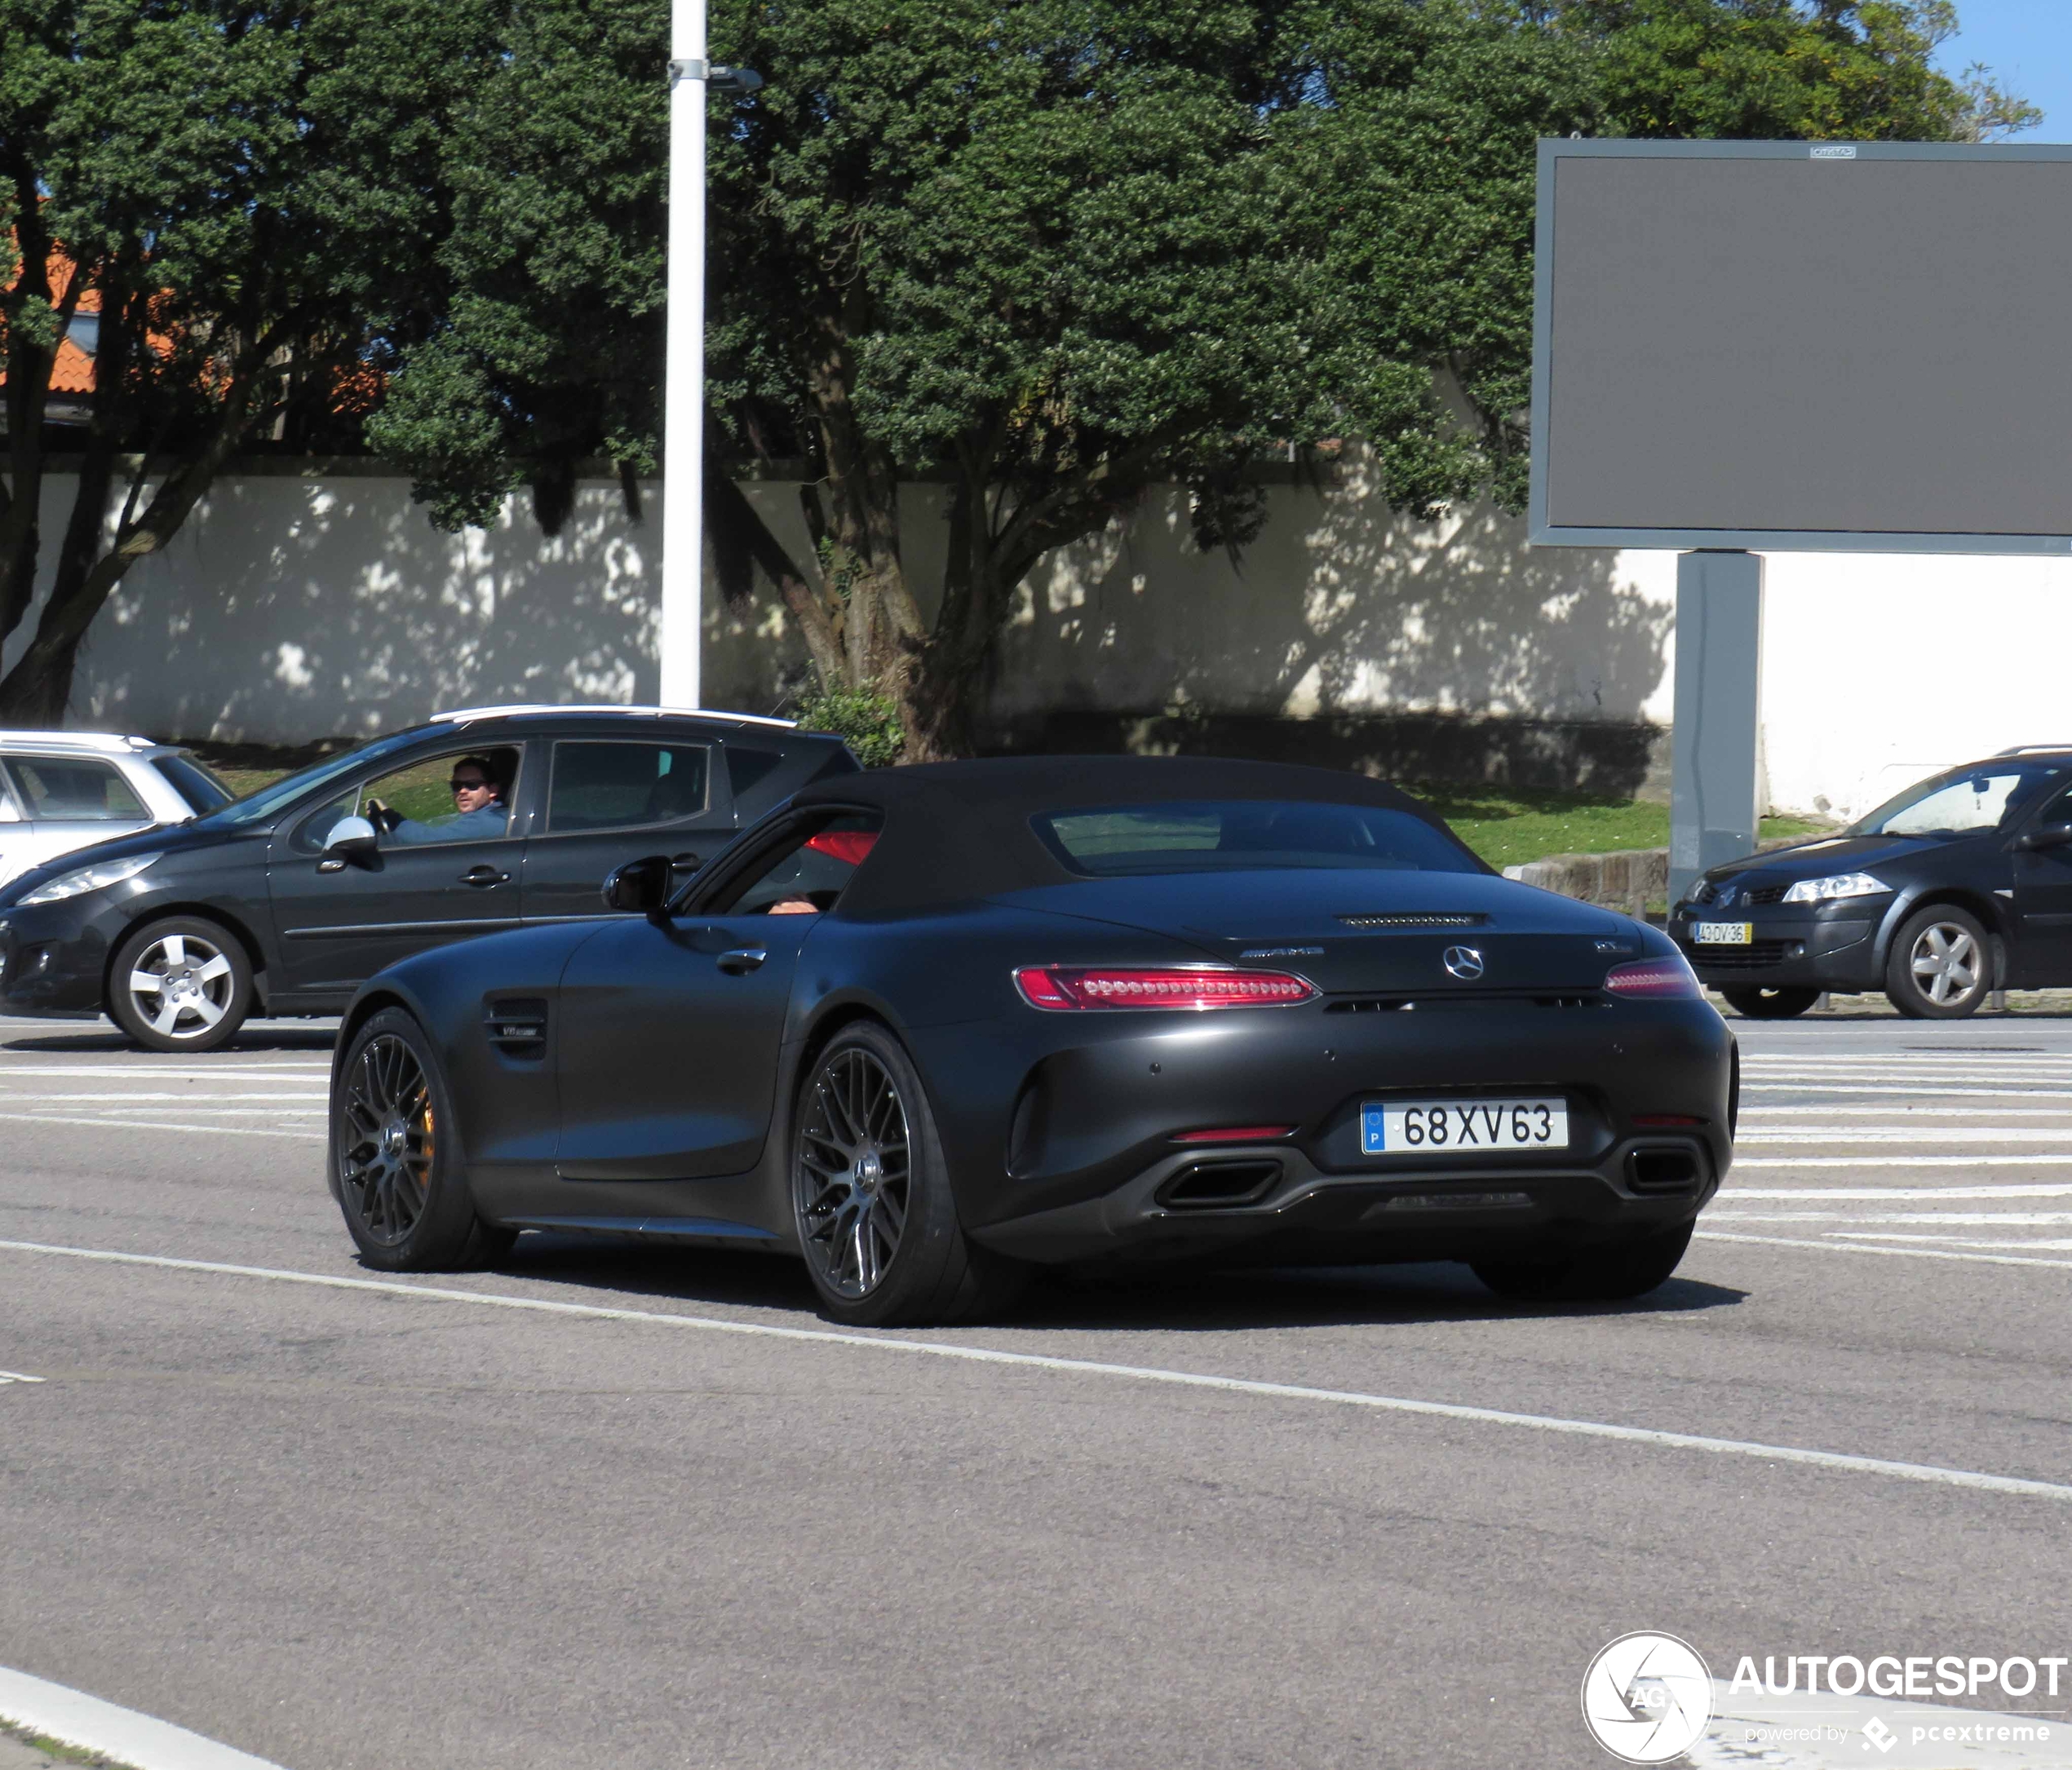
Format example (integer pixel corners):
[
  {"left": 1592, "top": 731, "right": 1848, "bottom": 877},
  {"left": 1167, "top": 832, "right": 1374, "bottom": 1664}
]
[
  {"left": 337, "top": 1033, "right": 435, "bottom": 1246},
  {"left": 1910, "top": 921, "right": 1981, "bottom": 1007},
  {"left": 794, "top": 1046, "right": 912, "bottom": 1298},
  {"left": 124, "top": 931, "right": 236, "bottom": 1040}
]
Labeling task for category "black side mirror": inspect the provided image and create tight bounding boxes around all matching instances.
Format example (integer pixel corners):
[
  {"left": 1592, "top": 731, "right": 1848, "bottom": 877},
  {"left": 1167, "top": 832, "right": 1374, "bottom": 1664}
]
[
  {"left": 603, "top": 854, "right": 674, "bottom": 914},
  {"left": 320, "top": 815, "right": 380, "bottom": 872},
  {"left": 2018, "top": 822, "right": 2072, "bottom": 852}
]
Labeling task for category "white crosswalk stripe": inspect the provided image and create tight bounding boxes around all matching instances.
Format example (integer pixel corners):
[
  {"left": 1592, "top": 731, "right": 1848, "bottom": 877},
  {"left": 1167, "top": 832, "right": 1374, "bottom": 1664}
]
[
  {"left": 1713, "top": 1038, "right": 2072, "bottom": 1262},
  {"left": 0, "top": 1044, "right": 327, "bottom": 1139}
]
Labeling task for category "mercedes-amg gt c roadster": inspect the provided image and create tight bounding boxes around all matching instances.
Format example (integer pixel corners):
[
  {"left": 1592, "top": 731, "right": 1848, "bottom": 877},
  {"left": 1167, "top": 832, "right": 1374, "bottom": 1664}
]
[{"left": 327, "top": 757, "right": 1734, "bottom": 1324}]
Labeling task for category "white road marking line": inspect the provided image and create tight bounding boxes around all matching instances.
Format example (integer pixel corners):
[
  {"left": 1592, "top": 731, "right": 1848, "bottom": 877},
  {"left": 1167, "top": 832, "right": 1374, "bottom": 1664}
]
[
  {"left": 0, "top": 1663, "right": 286, "bottom": 1770},
  {"left": 1741, "top": 1085, "right": 2072, "bottom": 1100},
  {"left": 1840, "top": 1233, "right": 2072, "bottom": 1250},
  {"left": 1708, "top": 1212, "right": 2072, "bottom": 1225},
  {"left": 0, "top": 1112, "right": 324, "bottom": 1140},
  {"left": 1725, "top": 1184, "right": 2072, "bottom": 1198},
  {"left": 1736, "top": 1129, "right": 2072, "bottom": 1144},
  {"left": 1740, "top": 1106, "right": 2072, "bottom": 1117},
  {"left": 1745, "top": 1057, "right": 2072, "bottom": 1066},
  {"left": 1734, "top": 1154, "right": 2072, "bottom": 1168},
  {"left": 0, "top": 1062, "right": 332, "bottom": 1073},
  {"left": 1698, "top": 1228, "right": 2072, "bottom": 1274},
  {"left": 67, "top": 1110, "right": 321, "bottom": 1120},
  {"left": 0, "top": 1370, "right": 44, "bottom": 1384},
  {"left": 2, "top": 1237, "right": 2068, "bottom": 1505},
  {"left": 0, "top": 1092, "right": 329, "bottom": 1103}
]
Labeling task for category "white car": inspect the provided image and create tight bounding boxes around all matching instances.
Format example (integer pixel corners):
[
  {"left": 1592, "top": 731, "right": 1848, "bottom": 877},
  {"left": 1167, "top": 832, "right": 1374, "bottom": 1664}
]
[{"left": 0, "top": 731, "right": 235, "bottom": 891}]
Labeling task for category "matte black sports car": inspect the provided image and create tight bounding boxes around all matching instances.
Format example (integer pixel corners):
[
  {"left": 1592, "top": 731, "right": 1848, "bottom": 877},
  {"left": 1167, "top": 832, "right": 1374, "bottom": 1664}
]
[
  {"left": 328, "top": 757, "right": 1735, "bottom": 1324},
  {"left": 1669, "top": 747, "right": 2072, "bottom": 1019}
]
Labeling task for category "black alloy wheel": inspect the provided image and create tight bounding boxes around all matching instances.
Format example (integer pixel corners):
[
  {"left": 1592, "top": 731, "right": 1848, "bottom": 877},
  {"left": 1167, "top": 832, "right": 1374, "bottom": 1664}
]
[
  {"left": 1471, "top": 1220, "right": 1693, "bottom": 1303},
  {"left": 790, "top": 1020, "right": 1025, "bottom": 1326},
  {"left": 331, "top": 1008, "right": 515, "bottom": 1271},
  {"left": 797, "top": 1040, "right": 914, "bottom": 1298},
  {"left": 1884, "top": 905, "right": 1992, "bottom": 1020},
  {"left": 1720, "top": 985, "right": 1821, "bottom": 1020},
  {"left": 108, "top": 916, "right": 253, "bottom": 1053}
]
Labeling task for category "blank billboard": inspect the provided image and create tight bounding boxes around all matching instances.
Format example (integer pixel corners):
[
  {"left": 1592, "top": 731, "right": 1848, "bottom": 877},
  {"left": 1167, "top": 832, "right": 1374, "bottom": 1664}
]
[{"left": 1530, "top": 140, "right": 2072, "bottom": 553}]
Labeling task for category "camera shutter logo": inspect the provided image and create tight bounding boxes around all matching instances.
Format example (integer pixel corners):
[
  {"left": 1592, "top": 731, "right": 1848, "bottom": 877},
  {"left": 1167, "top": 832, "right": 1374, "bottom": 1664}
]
[
  {"left": 1442, "top": 945, "right": 1485, "bottom": 980},
  {"left": 1580, "top": 1632, "right": 1713, "bottom": 1763}
]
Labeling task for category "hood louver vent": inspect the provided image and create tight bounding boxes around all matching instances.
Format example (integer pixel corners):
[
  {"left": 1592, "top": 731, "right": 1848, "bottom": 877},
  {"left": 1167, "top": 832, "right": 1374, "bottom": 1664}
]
[{"left": 1336, "top": 912, "right": 1489, "bottom": 930}]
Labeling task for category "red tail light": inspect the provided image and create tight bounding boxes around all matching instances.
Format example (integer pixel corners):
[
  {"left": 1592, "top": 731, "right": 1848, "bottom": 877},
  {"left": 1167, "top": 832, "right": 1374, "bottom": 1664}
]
[
  {"left": 1603, "top": 956, "right": 1702, "bottom": 1000},
  {"left": 1012, "top": 966, "right": 1317, "bottom": 1011},
  {"left": 1172, "top": 1125, "right": 1299, "bottom": 1143}
]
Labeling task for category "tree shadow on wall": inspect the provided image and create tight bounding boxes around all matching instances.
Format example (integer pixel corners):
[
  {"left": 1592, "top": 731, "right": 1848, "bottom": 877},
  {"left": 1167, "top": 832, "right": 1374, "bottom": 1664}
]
[
  {"left": 73, "top": 476, "right": 662, "bottom": 742},
  {"left": 988, "top": 469, "right": 1672, "bottom": 797}
]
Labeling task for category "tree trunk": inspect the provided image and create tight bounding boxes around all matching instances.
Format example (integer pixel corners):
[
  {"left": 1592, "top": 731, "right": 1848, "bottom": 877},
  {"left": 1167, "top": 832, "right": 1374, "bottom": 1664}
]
[
  {"left": 901, "top": 467, "right": 1003, "bottom": 762},
  {"left": 0, "top": 310, "right": 285, "bottom": 723}
]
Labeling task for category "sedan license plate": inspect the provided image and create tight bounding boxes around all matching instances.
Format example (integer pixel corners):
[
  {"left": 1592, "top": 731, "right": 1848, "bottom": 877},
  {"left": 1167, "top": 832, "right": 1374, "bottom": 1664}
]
[
  {"left": 1361, "top": 1098, "right": 1568, "bottom": 1155},
  {"left": 1694, "top": 921, "right": 1754, "bottom": 945}
]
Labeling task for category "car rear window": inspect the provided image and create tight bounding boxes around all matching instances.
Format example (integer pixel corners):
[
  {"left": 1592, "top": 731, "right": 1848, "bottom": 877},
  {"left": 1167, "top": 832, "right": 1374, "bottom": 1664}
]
[{"left": 1032, "top": 800, "right": 1477, "bottom": 877}]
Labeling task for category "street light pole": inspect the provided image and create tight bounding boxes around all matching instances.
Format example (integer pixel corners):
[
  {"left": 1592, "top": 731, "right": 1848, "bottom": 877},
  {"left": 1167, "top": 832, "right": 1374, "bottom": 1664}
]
[{"left": 659, "top": 0, "right": 709, "bottom": 709}]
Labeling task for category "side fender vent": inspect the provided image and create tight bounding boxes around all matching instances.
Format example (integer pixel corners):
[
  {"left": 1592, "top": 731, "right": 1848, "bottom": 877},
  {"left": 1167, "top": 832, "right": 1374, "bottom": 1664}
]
[{"left": 485, "top": 996, "right": 548, "bottom": 1060}]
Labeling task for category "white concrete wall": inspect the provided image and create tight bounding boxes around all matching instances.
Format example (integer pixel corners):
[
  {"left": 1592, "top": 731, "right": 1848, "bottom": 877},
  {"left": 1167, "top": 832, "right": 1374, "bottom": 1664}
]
[{"left": 5, "top": 457, "right": 2066, "bottom": 820}]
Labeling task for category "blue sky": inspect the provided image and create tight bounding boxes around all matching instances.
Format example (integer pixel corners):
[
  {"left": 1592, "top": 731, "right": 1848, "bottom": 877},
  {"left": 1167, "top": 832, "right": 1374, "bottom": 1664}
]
[{"left": 1939, "top": 0, "right": 2072, "bottom": 140}]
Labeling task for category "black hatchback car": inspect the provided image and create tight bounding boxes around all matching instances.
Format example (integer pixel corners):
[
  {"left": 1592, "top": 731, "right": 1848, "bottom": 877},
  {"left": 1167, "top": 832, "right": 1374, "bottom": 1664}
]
[
  {"left": 1668, "top": 748, "right": 2072, "bottom": 1019},
  {"left": 0, "top": 705, "right": 857, "bottom": 1050}
]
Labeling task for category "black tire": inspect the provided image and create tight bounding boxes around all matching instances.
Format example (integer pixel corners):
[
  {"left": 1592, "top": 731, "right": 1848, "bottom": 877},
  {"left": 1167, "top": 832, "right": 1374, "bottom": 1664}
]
[
  {"left": 1720, "top": 985, "right": 1821, "bottom": 1020},
  {"left": 1884, "top": 905, "right": 1991, "bottom": 1020},
  {"left": 330, "top": 1007, "right": 509, "bottom": 1271},
  {"left": 107, "top": 916, "right": 254, "bottom": 1053},
  {"left": 1471, "top": 1220, "right": 1693, "bottom": 1303},
  {"left": 790, "top": 1020, "right": 1026, "bottom": 1327}
]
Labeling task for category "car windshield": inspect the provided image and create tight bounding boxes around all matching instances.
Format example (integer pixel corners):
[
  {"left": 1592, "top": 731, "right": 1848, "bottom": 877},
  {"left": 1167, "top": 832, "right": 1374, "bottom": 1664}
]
[
  {"left": 153, "top": 751, "right": 237, "bottom": 815},
  {"left": 1032, "top": 800, "right": 1479, "bottom": 877},
  {"left": 1847, "top": 764, "right": 2065, "bottom": 838},
  {"left": 195, "top": 732, "right": 423, "bottom": 829}
]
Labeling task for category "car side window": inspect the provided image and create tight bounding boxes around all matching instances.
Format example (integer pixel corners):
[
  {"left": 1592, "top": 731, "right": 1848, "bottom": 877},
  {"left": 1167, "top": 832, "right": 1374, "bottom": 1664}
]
[
  {"left": 2, "top": 755, "right": 148, "bottom": 821},
  {"left": 294, "top": 747, "right": 523, "bottom": 852},
  {"left": 0, "top": 772, "right": 19, "bottom": 821},
  {"left": 547, "top": 741, "right": 710, "bottom": 834},
  {"left": 360, "top": 747, "right": 522, "bottom": 847},
  {"left": 707, "top": 812, "right": 883, "bottom": 917}
]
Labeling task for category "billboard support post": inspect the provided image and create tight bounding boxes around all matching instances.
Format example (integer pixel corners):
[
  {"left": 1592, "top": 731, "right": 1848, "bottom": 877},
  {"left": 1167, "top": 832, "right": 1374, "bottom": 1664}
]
[{"left": 1669, "top": 551, "right": 1764, "bottom": 909}]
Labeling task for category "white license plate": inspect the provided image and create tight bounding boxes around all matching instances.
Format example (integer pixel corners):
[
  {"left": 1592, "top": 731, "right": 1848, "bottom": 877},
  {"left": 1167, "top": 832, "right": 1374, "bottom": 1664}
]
[
  {"left": 1694, "top": 921, "right": 1754, "bottom": 945},
  {"left": 1361, "top": 1098, "right": 1569, "bottom": 1155}
]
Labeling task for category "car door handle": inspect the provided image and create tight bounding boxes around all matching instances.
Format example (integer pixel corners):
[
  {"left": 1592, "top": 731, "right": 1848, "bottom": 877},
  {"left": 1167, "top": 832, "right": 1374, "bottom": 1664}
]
[
  {"left": 460, "top": 865, "right": 511, "bottom": 888},
  {"left": 717, "top": 948, "right": 768, "bottom": 974}
]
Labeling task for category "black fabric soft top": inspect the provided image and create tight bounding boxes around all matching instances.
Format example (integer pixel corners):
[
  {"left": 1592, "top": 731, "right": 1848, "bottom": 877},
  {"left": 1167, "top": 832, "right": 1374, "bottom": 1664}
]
[{"left": 790, "top": 754, "right": 1481, "bottom": 916}]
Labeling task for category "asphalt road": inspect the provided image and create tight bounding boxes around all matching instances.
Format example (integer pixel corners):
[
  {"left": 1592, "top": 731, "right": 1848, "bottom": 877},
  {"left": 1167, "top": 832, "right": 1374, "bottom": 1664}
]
[{"left": 2, "top": 1007, "right": 2071, "bottom": 1769}]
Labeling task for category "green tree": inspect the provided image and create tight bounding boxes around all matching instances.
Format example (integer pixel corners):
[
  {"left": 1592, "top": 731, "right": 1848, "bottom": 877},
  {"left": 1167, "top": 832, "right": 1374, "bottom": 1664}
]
[
  {"left": 0, "top": 0, "right": 491, "bottom": 721},
  {"left": 383, "top": 0, "right": 2030, "bottom": 759},
  {"left": 388, "top": 0, "right": 1594, "bottom": 758},
  {"left": 1547, "top": 1, "right": 2039, "bottom": 142}
]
